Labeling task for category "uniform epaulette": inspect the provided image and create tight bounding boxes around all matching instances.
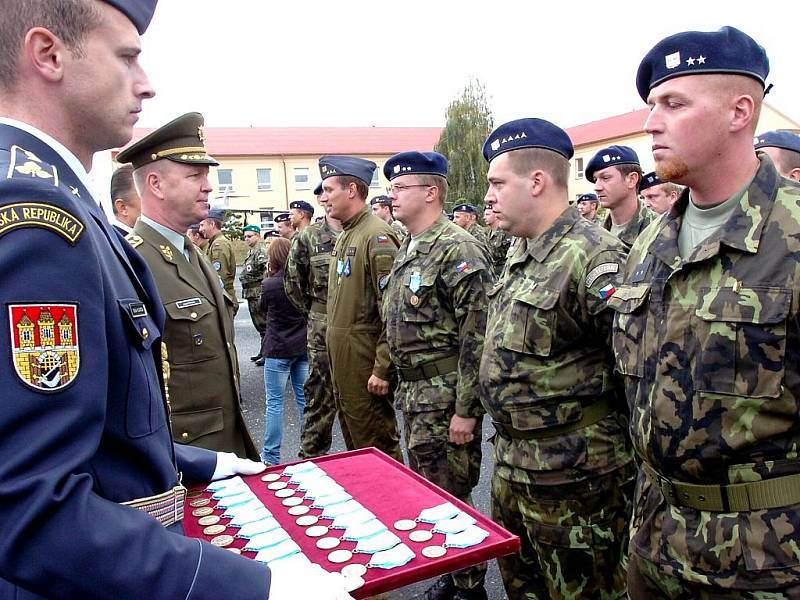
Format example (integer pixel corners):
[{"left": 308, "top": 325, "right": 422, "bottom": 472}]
[
  {"left": 7, "top": 145, "right": 58, "bottom": 185},
  {"left": 126, "top": 234, "right": 143, "bottom": 248}
]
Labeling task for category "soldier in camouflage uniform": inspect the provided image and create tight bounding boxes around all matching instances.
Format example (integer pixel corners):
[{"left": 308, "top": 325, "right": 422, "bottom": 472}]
[
  {"left": 483, "top": 205, "right": 511, "bottom": 278},
  {"left": 480, "top": 118, "right": 635, "bottom": 600},
  {"left": 321, "top": 156, "right": 403, "bottom": 462},
  {"left": 452, "top": 203, "right": 490, "bottom": 256},
  {"left": 383, "top": 151, "right": 491, "bottom": 600},
  {"left": 201, "top": 207, "right": 238, "bottom": 313},
  {"left": 613, "top": 27, "right": 800, "bottom": 599},
  {"left": 284, "top": 196, "right": 342, "bottom": 459},
  {"left": 575, "top": 192, "right": 600, "bottom": 222},
  {"left": 239, "top": 224, "right": 268, "bottom": 342}
]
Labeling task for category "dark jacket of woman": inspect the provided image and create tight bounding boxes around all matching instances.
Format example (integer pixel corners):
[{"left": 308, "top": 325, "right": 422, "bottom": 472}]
[{"left": 259, "top": 270, "right": 307, "bottom": 358}]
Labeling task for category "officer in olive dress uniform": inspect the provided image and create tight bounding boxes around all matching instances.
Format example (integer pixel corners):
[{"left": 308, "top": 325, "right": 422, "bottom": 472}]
[
  {"left": 383, "top": 151, "right": 491, "bottom": 600},
  {"left": 201, "top": 207, "right": 238, "bottom": 312},
  {"left": 240, "top": 224, "right": 268, "bottom": 344},
  {"left": 117, "top": 112, "right": 258, "bottom": 460},
  {"left": 321, "top": 155, "right": 403, "bottom": 461}
]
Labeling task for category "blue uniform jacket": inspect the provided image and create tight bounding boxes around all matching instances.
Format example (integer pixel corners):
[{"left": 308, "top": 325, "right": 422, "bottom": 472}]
[{"left": 0, "top": 124, "right": 270, "bottom": 599}]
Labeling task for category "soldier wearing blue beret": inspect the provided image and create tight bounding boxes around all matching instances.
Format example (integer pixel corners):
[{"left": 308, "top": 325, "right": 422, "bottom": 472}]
[
  {"left": 586, "top": 144, "right": 655, "bottom": 250},
  {"left": 480, "top": 117, "right": 634, "bottom": 599},
  {"left": 755, "top": 130, "right": 800, "bottom": 181},
  {"left": 639, "top": 171, "right": 682, "bottom": 214},
  {"left": 617, "top": 27, "right": 800, "bottom": 599},
  {"left": 369, "top": 194, "right": 407, "bottom": 237},
  {"left": 0, "top": 1, "right": 354, "bottom": 599},
  {"left": 289, "top": 200, "right": 314, "bottom": 233},
  {"left": 575, "top": 192, "right": 600, "bottom": 222},
  {"left": 319, "top": 155, "right": 403, "bottom": 462},
  {"left": 273, "top": 212, "right": 295, "bottom": 239},
  {"left": 452, "top": 203, "right": 490, "bottom": 256}
]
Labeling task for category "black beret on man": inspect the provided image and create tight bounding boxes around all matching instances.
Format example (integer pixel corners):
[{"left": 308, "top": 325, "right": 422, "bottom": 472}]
[
  {"left": 313, "top": 181, "right": 323, "bottom": 196},
  {"left": 482, "top": 117, "right": 574, "bottom": 163},
  {"left": 636, "top": 26, "right": 769, "bottom": 102},
  {"left": 116, "top": 112, "right": 219, "bottom": 169},
  {"left": 585, "top": 145, "right": 640, "bottom": 183},
  {"left": 206, "top": 208, "right": 225, "bottom": 223},
  {"left": 755, "top": 130, "right": 800, "bottom": 154},
  {"left": 452, "top": 203, "right": 479, "bottom": 215},
  {"left": 370, "top": 196, "right": 392, "bottom": 207},
  {"left": 639, "top": 171, "right": 663, "bottom": 192},
  {"left": 289, "top": 200, "right": 315, "bottom": 215},
  {"left": 383, "top": 151, "right": 448, "bottom": 180},
  {"left": 318, "top": 155, "right": 377, "bottom": 186},
  {"left": 103, "top": 0, "right": 158, "bottom": 34},
  {"left": 274, "top": 213, "right": 291, "bottom": 224},
  {"left": 577, "top": 193, "right": 599, "bottom": 203}
]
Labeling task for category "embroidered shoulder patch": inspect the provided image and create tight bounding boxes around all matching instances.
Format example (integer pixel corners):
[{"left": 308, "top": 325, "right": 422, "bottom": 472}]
[
  {"left": 213, "top": 260, "right": 222, "bottom": 271},
  {"left": 7, "top": 145, "right": 58, "bottom": 184},
  {"left": 9, "top": 303, "right": 80, "bottom": 392},
  {"left": 585, "top": 262, "right": 619, "bottom": 288},
  {"left": 0, "top": 202, "right": 84, "bottom": 245},
  {"left": 125, "top": 233, "right": 143, "bottom": 248}
]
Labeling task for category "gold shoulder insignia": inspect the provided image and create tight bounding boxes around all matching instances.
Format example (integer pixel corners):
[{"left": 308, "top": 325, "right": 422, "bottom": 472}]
[
  {"left": 159, "top": 244, "right": 174, "bottom": 261},
  {"left": 0, "top": 202, "right": 84, "bottom": 245},
  {"left": 7, "top": 146, "right": 58, "bottom": 185},
  {"left": 126, "top": 234, "right": 143, "bottom": 248}
]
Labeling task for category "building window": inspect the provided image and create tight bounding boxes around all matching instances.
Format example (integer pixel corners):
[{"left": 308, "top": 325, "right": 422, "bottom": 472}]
[
  {"left": 256, "top": 168, "right": 272, "bottom": 191},
  {"left": 294, "top": 168, "right": 309, "bottom": 190},
  {"left": 217, "top": 169, "right": 234, "bottom": 192},
  {"left": 574, "top": 157, "right": 584, "bottom": 180},
  {"left": 370, "top": 168, "right": 380, "bottom": 188}
]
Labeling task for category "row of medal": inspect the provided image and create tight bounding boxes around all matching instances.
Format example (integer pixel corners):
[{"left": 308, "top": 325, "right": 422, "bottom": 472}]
[{"left": 187, "top": 460, "right": 490, "bottom": 592}]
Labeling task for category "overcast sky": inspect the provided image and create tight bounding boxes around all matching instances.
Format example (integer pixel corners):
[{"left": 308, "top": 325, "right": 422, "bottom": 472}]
[{"left": 134, "top": 1, "right": 799, "bottom": 132}]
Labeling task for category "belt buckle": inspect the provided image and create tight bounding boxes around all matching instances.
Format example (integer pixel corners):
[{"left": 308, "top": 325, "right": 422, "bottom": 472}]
[{"left": 656, "top": 472, "right": 678, "bottom": 505}]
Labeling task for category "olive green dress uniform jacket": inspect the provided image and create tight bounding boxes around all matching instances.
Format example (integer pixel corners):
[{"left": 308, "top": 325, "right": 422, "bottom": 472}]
[
  {"left": 129, "top": 221, "right": 258, "bottom": 459},
  {"left": 205, "top": 231, "right": 238, "bottom": 309},
  {"left": 609, "top": 155, "right": 800, "bottom": 591}
]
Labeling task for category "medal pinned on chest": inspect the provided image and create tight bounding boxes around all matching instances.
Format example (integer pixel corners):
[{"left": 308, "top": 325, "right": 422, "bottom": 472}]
[{"left": 408, "top": 272, "right": 422, "bottom": 306}]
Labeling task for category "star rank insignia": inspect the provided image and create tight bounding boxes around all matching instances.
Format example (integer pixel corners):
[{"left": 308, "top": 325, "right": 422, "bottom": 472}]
[{"left": 197, "top": 125, "right": 206, "bottom": 143}]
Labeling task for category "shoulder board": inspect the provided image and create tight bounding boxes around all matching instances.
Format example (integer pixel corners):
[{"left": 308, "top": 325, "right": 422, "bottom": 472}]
[
  {"left": 126, "top": 233, "right": 143, "bottom": 248},
  {"left": 0, "top": 201, "right": 84, "bottom": 245},
  {"left": 7, "top": 145, "right": 58, "bottom": 185}
]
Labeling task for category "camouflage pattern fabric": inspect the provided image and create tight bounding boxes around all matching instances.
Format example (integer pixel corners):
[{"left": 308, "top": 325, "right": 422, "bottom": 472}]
[
  {"left": 239, "top": 242, "right": 268, "bottom": 335},
  {"left": 466, "top": 221, "right": 492, "bottom": 259},
  {"left": 609, "top": 155, "right": 800, "bottom": 592},
  {"left": 487, "top": 227, "right": 511, "bottom": 278},
  {"left": 284, "top": 219, "right": 340, "bottom": 458},
  {"left": 390, "top": 219, "right": 408, "bottom": 239},
  {"left": 326, "top": 207, "right": 402, "bottom": 461},
  {"left": 479, "top": 206, "right": 635, "bottom": 599},
  {"left": 602, "top": 199, "right": 657, "bottom": 250}
]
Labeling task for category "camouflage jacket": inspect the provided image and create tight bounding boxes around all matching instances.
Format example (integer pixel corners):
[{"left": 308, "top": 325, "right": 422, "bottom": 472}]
[
  {"left": 609, "top": 156, "right": 800, "bottom": 589},
  {"left": 383, "top": 216, "right": 491, "bottom": 417},
  {"left": 479, "top": 206, "right": 632, "bottom": 485},
  {"left": 326, "top": 207, "right": 399, "bottom": 380},
  {"left": 284, "top": 219, "right": 340, "bottom": 317},
  {"left": 603, "top": 199, "right": 657, "bottom": 250},
  {"left": 487, "top": 227, "right": 511, "bottom": 278},
  {"left": 238, "top": 242, "right": 267, "bottom": 299},
  {"left": 205, "top": 232, "right": 237, "bottom": 303},
  {"left": 390, "top": 219, "right": 408, "bottom": 238}
]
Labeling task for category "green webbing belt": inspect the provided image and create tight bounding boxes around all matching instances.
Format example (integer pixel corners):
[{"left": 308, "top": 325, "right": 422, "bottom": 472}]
[
  {"left": 491, "top": 396, "right": 614, "bottom": 441},
  {"left": 397, "top": 355, "right": 459, "bottom": 382}
]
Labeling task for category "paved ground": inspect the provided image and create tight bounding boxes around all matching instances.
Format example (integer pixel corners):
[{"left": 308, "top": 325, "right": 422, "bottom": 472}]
[{"left": 233, "top": 273, "right": 508, "bottom": 599}]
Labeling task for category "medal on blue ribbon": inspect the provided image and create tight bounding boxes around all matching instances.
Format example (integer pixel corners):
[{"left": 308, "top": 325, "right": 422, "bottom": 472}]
[
  {"left": 409, "top": 273, "right": 421, "bottom": 294},
  {"left": 343, "top": 258, "right": 352, "bottom": 277},
  {"left": 336, "top": 259, "right": 344, "bottom": 276}
]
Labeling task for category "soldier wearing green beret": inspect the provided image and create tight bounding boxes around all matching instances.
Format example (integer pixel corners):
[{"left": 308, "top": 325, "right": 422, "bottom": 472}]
[{"left": 240, "top": 224, "right": 268, "bottom": 353}]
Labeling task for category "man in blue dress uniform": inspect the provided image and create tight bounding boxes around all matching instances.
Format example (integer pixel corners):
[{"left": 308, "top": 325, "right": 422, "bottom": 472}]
[{"left": 0, "top": 1, "right": 351, "bottom": 598}]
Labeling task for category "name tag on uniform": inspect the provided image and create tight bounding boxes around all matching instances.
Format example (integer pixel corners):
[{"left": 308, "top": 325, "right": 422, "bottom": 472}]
[
  {"left": 176, "top": 298, "right": 202, "bottom": 309},
  {"left": 346, "top": 246, "right": 357, "bottom": 256},
  {"left": 129, "top": 302, "right": 147, "bottom": 318}
]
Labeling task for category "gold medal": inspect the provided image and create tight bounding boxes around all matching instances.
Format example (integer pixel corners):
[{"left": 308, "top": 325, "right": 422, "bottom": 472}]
[
  {"left": 341, "top": 564, "right": 367, "bottom": 578},
  {"left": 409, "top": 530, "right": 433, "bottom": 543},
  {"left": 328, "top": 549, "right": 353, "bottom": 564},
  {"left": 274, "top": 489, "right": 295, "bottom": 498},
  {"left": 287, "top": 505, "right": 310, "bottom": 516},
  {"left": 422, "top": 545, "right": 447, "bottom": 559},
  {"left": 198, "top": 515, "right": 221, "bottom": 526},
  {"left": 210, "top": 534, "right": 234, "bottom": 548},
  {"left": 317, "top": 537, "right": 341, "bottom": 550},
  {"left": 393, "top": 519, "right": 416, "bottom": 531},
  {"left": 261, "top": 473, "right": 281, "bottom": 482},
  {"left": 296, "top": 515, "right": 319, "bottom": 527},
  {"left": 189, "top": 498, "right": 210, "bottom": 507},
  {"left": 267, "top": 481, "right": 288, "bottom": 491},
  {"left": 410, "top": 294, "right": 420, "bottom": 306},
  {"left": 305, "top": 525, "right": 329, "bottom": 538},
  {"left": 282, "top": 497, "right": 304, "bottom": 507},
  {"left": 192, "top": 507, "right": 214, "bottom": 517},
  {"left": 203, "top": 524, "right": 227, "bottom": 536},
  {"left": 186, "top": 489, "right": 203, "bottom": 499}
]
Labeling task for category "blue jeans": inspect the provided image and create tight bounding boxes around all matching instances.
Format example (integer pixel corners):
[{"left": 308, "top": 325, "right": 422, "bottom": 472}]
[{"left": 262, "top": 356, "right": 308, "bottom": 465}]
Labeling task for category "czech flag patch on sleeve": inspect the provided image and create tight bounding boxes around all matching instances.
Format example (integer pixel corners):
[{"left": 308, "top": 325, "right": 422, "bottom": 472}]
[{"left": 9, "top": 304, "right": 80, "bottom": 392}]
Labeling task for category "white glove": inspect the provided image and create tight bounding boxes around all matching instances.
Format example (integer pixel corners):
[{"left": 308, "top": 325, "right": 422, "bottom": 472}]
[
  {"left": 268, "top": 562, "right": 353, "bottom": 600},
  {"left": 211, "top": 452, "right": 267, "bottom": 481}
]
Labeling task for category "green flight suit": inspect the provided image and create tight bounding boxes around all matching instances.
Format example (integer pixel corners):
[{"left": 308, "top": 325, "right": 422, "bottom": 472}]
[{"left": 205, "top": 231, "right": 238, "bottom": 313}]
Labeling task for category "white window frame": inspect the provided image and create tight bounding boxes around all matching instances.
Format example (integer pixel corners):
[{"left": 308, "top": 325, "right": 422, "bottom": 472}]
[
  {"left": 256, "top": 168, "right": 272, "bottom": 192},
  {"left": 294, "top": 167, "right": 310, "bottom": 190},
  {"left": 217, "top": 169, "right": 234, "bottom": 193},
  {"left": 574, "top": 157, "right": 584, "bottom": 180}
]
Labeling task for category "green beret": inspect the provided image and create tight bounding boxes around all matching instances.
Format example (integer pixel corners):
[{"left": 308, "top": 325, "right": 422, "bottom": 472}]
[{"left": 242, "top": 225, "right": 261, "bottom": 234}]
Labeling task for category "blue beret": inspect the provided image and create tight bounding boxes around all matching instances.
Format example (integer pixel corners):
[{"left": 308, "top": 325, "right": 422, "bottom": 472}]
[
  {"left": 274, "top": 213, "right": 291, "bottom": 223},
  {"left": 447, "top": 214, "right": 454, "bottom": 221},
  {"left": 319, "top": 155, "right": 376, "bottom": 186},
  {"left": 187, "top": 223, "right": 201, "bottom": 231},
  {"left": 383, "top": 151, "right": 448, "bottom": 180},
  {"left": 207, "top": 208, "right": 225, "bottom": 221},
  {"left": 313, "top": 181, "right": 323, "bottom": 196},
  {"left": 639, "top": 171, "right": 663, "bottom": 192},
  {"left": 452, "top": 203, "right": 478, "bottom": 215},
  {"left": 585, "top": 145, "right": 640, "bottom": 182},
  {"left": 636, "top": 26, "right": 769, "bottom": 102},
  {"left": 370, "top": 195, "right": 392, "bottom": 207},
  {"left": 290, "top": 200, "right": 314, "bottom": 214},
  {"left": 755, "top": 130, "right": 800, "bottom": 154},
  {"left": 483, "top": 118, "right": 574, "bottom": 163},
  {"left": 577, "top": 193, "right": 598, "bottom": 202},
  {"left": 103, "top": 0, "right": 158, "bottom": 35}
]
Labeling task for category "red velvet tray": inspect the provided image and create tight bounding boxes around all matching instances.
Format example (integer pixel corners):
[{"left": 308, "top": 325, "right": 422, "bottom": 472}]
[{"left": 184, "top": 448, "right": 519, "bottom": 598}]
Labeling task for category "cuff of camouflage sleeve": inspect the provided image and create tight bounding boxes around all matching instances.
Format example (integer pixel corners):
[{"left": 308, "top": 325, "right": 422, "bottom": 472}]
[{"left": 455, "top": 401, "right": 486, "bottom": 419}]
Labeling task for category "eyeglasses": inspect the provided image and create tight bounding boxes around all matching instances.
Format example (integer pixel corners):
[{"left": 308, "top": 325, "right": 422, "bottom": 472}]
[{"left": 388, "top": 184, "right": 432, "bottom": 194}]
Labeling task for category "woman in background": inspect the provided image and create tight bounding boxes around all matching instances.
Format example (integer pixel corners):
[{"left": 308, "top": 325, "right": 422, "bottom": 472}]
[{"left": 259, "top": 237, "right": 308, "bottom": 465}]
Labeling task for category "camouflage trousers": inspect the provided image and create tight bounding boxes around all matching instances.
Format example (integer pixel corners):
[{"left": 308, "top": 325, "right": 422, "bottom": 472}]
[
  {"left": 245, "top": 296, "right": 266, "bottom": 337},
  {"left": 628, "top": 553, "right": 800, "bottom": 600},
  {"left": 299, "top": 312, "right": 337, "bottom": 459},
  {"left": 403, "top": 407, "right": 486, "bottom": 590},
  {"left": 491, "top": 465, "right": 635, "bottom": 600}
]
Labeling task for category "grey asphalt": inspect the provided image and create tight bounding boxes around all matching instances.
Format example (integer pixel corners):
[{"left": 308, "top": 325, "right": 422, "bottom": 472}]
[{"left": 233, "top": 273, "right": 508, "bottom": 599}]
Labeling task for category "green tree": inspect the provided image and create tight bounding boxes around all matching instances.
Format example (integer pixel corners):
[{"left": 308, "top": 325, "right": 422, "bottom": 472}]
[{"left": 435, "top": 79, "right": 493, "bottom": 215}]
